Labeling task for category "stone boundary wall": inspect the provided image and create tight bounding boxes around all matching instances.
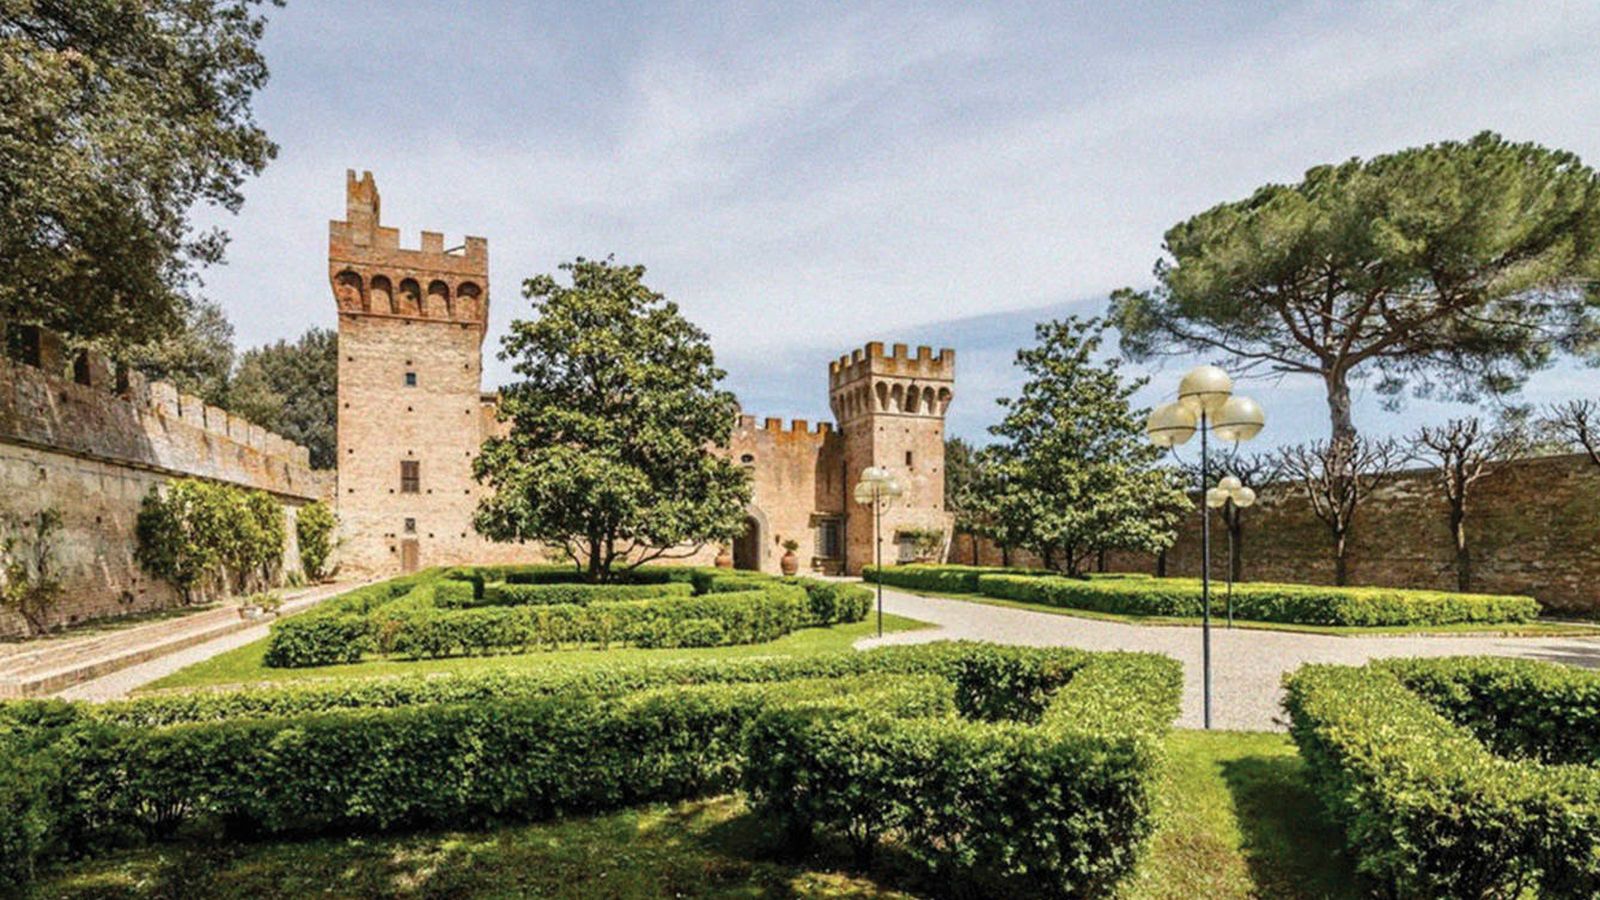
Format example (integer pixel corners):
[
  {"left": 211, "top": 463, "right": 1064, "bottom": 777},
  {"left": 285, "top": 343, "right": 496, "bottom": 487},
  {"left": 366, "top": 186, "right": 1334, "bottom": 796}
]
[
  {"left": 0, "top": 347, "right": 330, "bottom": 636},
  {"left": 953, "top": 452, "right": 1600, "bottom": 614}
]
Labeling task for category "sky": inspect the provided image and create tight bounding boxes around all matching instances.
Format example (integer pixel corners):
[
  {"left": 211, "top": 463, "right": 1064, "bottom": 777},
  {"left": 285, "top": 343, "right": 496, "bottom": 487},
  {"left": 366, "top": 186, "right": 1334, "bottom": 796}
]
[{"left": 193, "top": 0, "right": 1600, "bottom": 450}]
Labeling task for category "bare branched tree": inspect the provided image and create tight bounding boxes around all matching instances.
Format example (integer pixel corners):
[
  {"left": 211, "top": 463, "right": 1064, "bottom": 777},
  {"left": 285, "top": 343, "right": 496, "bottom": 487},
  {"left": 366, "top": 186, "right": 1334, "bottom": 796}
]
[
  {"left": 1410, "top": 417, "right": 1526, "bottom": 592},
  {"left": 1549, "top": 399, "right": 1600, "bottom": 469},
  {"left": 1183, "top": 451, "right": 1280, "bottom": 582},
  {"left": 1276, "top": 437, "right": 1406, "bottom": 586}
]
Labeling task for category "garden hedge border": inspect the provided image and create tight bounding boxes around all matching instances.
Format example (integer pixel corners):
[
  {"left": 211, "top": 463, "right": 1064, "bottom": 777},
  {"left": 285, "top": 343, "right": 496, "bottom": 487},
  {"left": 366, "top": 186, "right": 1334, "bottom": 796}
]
[
  {"left": 1, "top": 643, "right": 1180, "bottom": 896},
  {"left": 864, "top": 564, "right": 1540, "bottom": 627},
  {"left": 264, "top": 567, "right": 872, "bottom": 668},
  {"left": 1283, "top": 658, "right": 1600, "bottom": 897}
]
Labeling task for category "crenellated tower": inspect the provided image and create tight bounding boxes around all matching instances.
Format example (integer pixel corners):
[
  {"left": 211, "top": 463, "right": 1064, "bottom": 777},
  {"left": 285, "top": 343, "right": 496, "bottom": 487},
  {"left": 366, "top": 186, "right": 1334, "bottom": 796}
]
[
  {"left": 828, "top": 342, "right": 955, "bottom": 574},
  {"left": 329, "top": 170, "right": 511, "bottom": 576}
]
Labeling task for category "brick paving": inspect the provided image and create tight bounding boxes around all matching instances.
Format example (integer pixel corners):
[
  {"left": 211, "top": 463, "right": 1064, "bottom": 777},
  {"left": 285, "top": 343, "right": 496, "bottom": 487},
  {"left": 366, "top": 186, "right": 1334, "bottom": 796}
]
[{"left": 855, "top": 586, "right": 1600, "bottom": 730}]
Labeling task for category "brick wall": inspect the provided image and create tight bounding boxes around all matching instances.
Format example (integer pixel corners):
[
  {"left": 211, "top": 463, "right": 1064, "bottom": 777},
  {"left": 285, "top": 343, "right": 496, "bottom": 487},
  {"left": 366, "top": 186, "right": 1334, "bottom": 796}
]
[
  {"left": 953, "top": 453, "right": 1600, "bottom": 614},
  {"left": 0, "top": 352, "right": 327, "bottom": 636}
]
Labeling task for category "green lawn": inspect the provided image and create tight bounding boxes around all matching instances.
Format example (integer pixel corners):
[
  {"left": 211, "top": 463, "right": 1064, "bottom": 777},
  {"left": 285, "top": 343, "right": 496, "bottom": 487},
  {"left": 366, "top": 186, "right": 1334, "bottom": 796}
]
[
  {"left": 140, "top": 613, "right": 932, "bottom": 692},
  {"left": 894, "top": 586, "right": 1600, "bottom": 637},
  {"left": 30, "top": 730, "right": 1356, "bottom": 899}
]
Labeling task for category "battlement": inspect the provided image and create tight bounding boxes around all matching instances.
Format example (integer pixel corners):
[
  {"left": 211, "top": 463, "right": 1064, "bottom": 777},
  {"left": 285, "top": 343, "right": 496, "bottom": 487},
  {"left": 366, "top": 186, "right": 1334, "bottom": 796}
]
[
  {"left": 736, "top": 414, "right": 835, "bottom": 438},
  {"left": 0, "top": 326, "right": 321, "bottom": 494},
  {"left": 828, "top": 341, "right": 955, "bottom": 388},
  {"left": 329, "top": 170, "right": 489, "bottom": 328}
]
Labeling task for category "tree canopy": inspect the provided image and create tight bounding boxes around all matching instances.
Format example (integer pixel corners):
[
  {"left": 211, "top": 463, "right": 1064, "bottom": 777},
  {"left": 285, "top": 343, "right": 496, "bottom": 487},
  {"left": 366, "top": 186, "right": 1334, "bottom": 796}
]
[
  {"left": 473, "top": 258, "right": 751, "bottom": 582},
  {"left": 1, "top": 0, "right": 278, "bottom": 350},
  {"left": 228, "top": 328, "right": 338, "bottom": 469},
  {"left": 1111, "top": 132, "right": 1600, "bottom": 446},
  {"left": 967, "top": 316, "right": 1187, "bottom": 575}
]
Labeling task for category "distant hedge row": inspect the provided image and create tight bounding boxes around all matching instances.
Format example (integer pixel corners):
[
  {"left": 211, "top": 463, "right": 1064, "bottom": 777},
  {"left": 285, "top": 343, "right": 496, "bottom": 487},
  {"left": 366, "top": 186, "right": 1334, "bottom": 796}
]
[
  {"left": 864, "top": 564, "right": 1539, "bottom": 627},
  {"left": 263, "top": 567, "right": 872, "bottom": 668},
  {"left": 0, "top": 643, "right": 1181, "bottom": 896},
  {"left": 1284, "top": 657, "right": 1600, "bottom": 897}
]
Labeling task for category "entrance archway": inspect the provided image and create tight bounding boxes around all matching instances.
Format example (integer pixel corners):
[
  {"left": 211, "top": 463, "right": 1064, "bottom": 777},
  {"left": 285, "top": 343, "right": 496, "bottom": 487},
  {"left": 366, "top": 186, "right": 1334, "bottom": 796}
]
[{"left": 733, "top": 515, "right": 762, "bottom": 571}]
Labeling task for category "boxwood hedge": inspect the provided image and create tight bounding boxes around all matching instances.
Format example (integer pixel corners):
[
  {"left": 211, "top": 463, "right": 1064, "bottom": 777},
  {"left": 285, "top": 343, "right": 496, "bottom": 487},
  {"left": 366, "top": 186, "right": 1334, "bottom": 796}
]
[
  {"left": 865, "top": 564, "right": 1539, "bottom": 627},
  {"left": 0, "top": 643, "right": 1179, "bottom": 896},
  {"left": 1284, "top": 657, "right": 1600, "bottom": 897},
  {"left": 264, "top": 566, "right": 872, "bottom": 668}
]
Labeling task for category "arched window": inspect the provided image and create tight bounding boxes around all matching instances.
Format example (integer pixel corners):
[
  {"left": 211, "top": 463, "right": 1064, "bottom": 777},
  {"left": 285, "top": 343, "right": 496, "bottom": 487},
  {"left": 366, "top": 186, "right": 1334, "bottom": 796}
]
[
  {"left": 890, "top": 383, "right": 905, "bottom": 412},
  {"left": 370, "top": 275, "right": 395, "bottom": 314},
  {"left": 937, "top": 387, "right": 953, "bottom": 414},
  {"left": 398, "top": 278, "right": 423, "bottom": 316},
  {"left": 924, "top": 386, "right": 937, "bottom": 415},
  {"left": 427, "top": 280, "right": 451, "bottom": 318},
  {"left": 904, "top": 383, "right": 920, "bottom": 414},
  {"left": 334, "top": 270, "right": 365, "bottom": 311},
  {"left": 457, "top": 281, "right": 483, "bottom": 320}
]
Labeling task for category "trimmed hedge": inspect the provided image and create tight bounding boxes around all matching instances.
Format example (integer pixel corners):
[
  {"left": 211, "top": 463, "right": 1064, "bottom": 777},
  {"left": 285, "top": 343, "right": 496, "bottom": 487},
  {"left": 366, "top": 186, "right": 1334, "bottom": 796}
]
[
  {"left": 744, "top": 651, "right": 1180, "bottom": 896},
  {"left": 975, "top": 572, "right": 1539, "bottom": 627},
  {"left": 265, "top": 566, "right": 871, "bottom": 668},
  {"left": 862, "top": 563, "right": 1053, "bottom": 593},
  {"left": 472, "top": 581, "right": 695, "bottom": 607},
  {"left": 1284, "top": 658, "right": 1600, "bottom": 897},
  {"left": 0, "top": 644, "right": 1179, "bottom": 895}
]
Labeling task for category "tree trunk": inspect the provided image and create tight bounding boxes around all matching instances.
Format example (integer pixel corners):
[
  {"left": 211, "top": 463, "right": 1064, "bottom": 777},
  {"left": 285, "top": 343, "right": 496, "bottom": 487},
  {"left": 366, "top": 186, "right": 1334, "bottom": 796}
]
[
  {"left": 1333, "top": 530, "right": 1349, "bottom": 586},
  {"left": 1156, "top": 548, "right": 1167, "bottom": 578},
  {"left": 1451, "top": 502, "right": 1471, "bottom": 592},
  {"left": 1324, "top": 371, "right": 1358, "bottom": 448},
  {"left": 1001, "top": 544, "right": 1012, "bottom": 567},
  {"left": 1228, "top": 510, "right": 1243, "bottom": 583}
]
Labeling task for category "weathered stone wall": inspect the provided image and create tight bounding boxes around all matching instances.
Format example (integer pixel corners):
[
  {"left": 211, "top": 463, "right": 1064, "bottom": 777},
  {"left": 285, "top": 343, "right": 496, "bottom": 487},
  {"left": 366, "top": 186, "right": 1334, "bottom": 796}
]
[
  {"left": 0, "top": 351, "right": 326, "bottom": 636},
  {"left": 952, "top": 453, "right": 1600, "bottom": 614}
]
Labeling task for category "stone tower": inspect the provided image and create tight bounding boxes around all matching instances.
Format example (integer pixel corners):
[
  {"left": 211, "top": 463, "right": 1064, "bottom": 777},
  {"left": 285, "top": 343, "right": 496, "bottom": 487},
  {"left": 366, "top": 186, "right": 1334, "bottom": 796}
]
[
  {"left": 828, "top": 342, "right": 955, "bottom": 574},
  {"left": 329, "top": 170, "right": 498, "bottom": 576}
]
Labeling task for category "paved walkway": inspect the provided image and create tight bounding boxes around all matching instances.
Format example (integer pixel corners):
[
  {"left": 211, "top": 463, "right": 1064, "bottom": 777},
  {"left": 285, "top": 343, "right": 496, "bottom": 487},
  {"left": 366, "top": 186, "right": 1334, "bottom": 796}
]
[
  {"left": 50, "top": 581, "right": 362, "bottom": 702},
  {"left": 855, "top": 587, "right": 1600, "bottom": 731}
]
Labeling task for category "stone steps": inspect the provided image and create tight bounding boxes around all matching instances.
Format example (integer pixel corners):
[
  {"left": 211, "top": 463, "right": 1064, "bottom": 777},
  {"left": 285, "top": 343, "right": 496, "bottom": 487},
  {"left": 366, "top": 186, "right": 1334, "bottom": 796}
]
[{"left": 0, "top": 584, "right": 347, "bottom": 698}]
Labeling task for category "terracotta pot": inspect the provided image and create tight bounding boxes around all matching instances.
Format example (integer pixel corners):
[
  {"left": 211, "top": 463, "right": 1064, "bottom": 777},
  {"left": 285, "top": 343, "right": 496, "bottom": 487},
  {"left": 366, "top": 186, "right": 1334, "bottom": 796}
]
[
  {"left": 715, "top": 548, "right": 733, "bottom": 569},
  {"left": 780, "top": 550, "right": 799, "bottom": 576}
]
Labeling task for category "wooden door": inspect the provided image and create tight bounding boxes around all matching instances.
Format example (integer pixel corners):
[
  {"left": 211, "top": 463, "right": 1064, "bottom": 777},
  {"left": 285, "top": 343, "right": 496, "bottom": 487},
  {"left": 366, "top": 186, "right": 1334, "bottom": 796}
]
[{"left": 400, "top": 539, "right": 420, "bottom": 573}]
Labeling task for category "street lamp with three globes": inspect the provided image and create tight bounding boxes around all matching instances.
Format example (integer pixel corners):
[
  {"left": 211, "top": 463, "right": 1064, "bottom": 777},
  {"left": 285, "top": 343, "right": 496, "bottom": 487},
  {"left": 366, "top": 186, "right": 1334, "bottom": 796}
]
[
  {"left": 1145, "top": 365, "right": 1265, "bottom": 729},
  {"left": 854, "top": 466, "right": 904, "bottom": 638}
]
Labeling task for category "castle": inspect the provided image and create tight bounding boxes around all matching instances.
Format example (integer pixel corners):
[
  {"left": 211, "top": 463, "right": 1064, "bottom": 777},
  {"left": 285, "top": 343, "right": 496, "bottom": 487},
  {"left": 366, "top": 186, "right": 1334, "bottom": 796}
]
[{"left": 330, "top": 172, "right": 954, "bottom": 576}]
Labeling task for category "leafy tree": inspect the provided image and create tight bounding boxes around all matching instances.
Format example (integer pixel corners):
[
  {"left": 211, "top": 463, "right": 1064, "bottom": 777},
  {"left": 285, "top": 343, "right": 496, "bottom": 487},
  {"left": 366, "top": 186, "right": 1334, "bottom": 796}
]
[
  {"left": 978, "top": 316, "right": 1187, "bottom": 575},
  {"left": 228, "top": 328, "right": 338, "bottom": 468},
  {"left": 1112, "top": 132, "right": 1600, "bottom": 447},
  {"left": 474, "top": 257, "right": 751, "bottom": 582},
  {"left": 295, "top": 500, "right": 337, "bottom": 581},
  {"left": 944, "top": 436, "right": 979, "bottom": 529},
  {"left": 119, "top": 298, "right": 236, "bottom": 406},
  {"left": 1, "top": 0, "right": 278, "bottom": 351},
  {"left": 0, "top": 508, "right": 63, "bottom": 635},
  {"left": 135, "top": 479, "right": 284, "bottom": 601},
  {"left": 1276, "top": 436, "right": 1406, "bottom": 586},
  {"left": 1410, "top": 417, "right": 1525, "bottom": 592}
]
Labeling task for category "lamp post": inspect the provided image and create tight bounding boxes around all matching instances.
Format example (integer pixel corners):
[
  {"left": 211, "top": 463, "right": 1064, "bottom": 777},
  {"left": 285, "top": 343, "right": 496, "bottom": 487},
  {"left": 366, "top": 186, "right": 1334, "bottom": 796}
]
[
  {"left": 854, "top": 466, "right": 904, "bottom": 638},
  {"left": 1205, "top": 477, "right": 1257, "bottom": 627},
  {"left": 1146, "top": 366, "right": 1265, "bottom": 729}
]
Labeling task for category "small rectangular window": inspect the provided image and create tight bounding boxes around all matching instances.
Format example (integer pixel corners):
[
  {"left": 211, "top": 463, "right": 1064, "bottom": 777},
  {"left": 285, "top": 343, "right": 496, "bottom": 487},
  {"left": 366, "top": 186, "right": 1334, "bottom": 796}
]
[
  {"left": 905, "top": 451, "right": 914, "bottom": 467},
  {"left": 400, "top": 460, "right": 420, "bottom": 493},
  {"left": 403, "top": 517, "right": 416, "bottom": 534},
  {"left": 404, "top": 371, "right": 417, "bottom": 387}
]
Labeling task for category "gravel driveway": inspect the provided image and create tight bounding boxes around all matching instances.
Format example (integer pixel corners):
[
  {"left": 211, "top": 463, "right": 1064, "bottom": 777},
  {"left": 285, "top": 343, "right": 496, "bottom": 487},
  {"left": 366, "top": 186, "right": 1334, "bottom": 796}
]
[{"left": 856, "top": 586, "right": 1600, "bottom": 731}]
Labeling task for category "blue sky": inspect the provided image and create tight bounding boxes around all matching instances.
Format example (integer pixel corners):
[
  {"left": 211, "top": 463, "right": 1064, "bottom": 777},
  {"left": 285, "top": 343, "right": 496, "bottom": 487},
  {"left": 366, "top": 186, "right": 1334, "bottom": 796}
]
[{"left": 194, "top": 0, "right": 1600, "bottom": 449}]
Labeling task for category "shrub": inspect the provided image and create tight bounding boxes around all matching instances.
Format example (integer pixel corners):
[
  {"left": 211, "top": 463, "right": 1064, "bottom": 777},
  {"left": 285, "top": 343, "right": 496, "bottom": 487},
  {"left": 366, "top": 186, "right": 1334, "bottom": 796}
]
[
  {"left": 136, "top": 480, "right": 289, "bottom": 602},
  {"left": 479, "top": 581, "right": 693, "bottom": 607},
  {"left": 976, "top": 573, "right": 1539, "bottom": 627},
  {"left": 744, "top": 650, "right": 1180, "bottom": 896},
  {"left": 862, "top": 563, "right": 1050, "bottom": 594},
  {"left": 1284, "top": 659, "right": 1600, "bottom": 896},
  {"left": 0, "top": 644, "right": 1177, "bottom": 895},
  {"left": 295, "top": 501, "right": 337, "bottom": 580},
  {"left": 261, "top": 614, "right": 372, "bottom": 667}
]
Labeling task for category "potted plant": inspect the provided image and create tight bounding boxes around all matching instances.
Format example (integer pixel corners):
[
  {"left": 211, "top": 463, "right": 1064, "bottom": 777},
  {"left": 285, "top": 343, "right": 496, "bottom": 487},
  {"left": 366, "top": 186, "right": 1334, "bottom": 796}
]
[
  {"left": 900, "top": 528, "right": 946, "bottom": 563},
  {"left": 780, "top": 538, "right": 800, "bottom": 576},
  {"left": 714, "top": 545, "right": 734, "bottom": 568}
]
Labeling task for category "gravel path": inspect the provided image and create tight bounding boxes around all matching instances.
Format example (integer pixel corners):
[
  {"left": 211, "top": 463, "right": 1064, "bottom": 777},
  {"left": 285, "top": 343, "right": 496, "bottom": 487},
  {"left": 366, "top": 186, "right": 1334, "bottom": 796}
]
[{"left": 855, "top": 587, "right": 1600, "bottom": 731}]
